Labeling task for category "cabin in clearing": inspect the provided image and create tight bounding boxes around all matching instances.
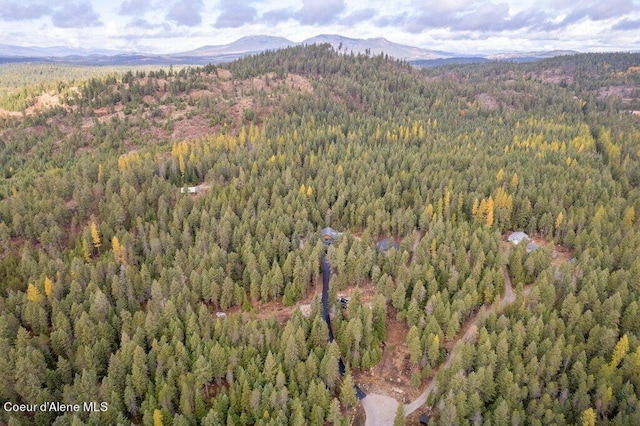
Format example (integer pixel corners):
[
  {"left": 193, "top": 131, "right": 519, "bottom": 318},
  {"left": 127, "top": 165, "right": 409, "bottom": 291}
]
[
  {"left": 507, "top": 231, "right": 529, "bottom": 245},
  {"left": 180, "top": 186, "right": 198, "bottom": 194},
  {"left": 321, "top": 227, "right": 341, "bottom": 246}
]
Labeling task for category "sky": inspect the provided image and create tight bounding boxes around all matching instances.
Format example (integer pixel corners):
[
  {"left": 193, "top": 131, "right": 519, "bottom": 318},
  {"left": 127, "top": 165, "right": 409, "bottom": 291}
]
[{"left": 0, "top": 0, "right": 639, "bottom": 54}]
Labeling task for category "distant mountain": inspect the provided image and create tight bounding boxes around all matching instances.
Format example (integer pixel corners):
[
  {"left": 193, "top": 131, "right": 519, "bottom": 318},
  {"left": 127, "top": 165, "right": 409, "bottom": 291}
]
[
  {"left": 409, "top": 57, "right": 490, "bottom": 67},
  {"left": 0, "top": 36, "right": 579, "bottom": 66},
  {"left": 409, "top": 50, "right": 581, "bottom": 67},
  {"left": 485, "top": 50, "right": 578, "bottom": 61},
  {"left": 0, "top": 43, "right": 128, "bottom": 58},
  {"left": 300, "top": 34, "right": 449, "bottom": 61},
  {"left": 175, "top": 34, "right": 450, "bottom": 61},
  {"left": 177, "top": 35, "right": 297, "bottom": 57}
]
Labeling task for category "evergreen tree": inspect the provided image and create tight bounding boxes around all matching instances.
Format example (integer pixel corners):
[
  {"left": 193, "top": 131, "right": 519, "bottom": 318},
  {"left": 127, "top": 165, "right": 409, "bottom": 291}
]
[
  {"left": 393, "top": 403, "right": 405, "bottom": 426},
  {"left": 339, "top": 372, "right": 357, "bottom": 409}
]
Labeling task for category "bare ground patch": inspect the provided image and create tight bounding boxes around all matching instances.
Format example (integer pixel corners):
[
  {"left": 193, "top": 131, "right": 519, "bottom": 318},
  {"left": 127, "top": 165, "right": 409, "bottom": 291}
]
[
  {"left": 476, "top": 93, "right": 499, "bottom": 110},
  {"left": 0, "top": 107, "right": 21, "bottom": 118},
  {"left": 597, "top": 85, "right": 640, "bottom": 102},
  {"left": 355, "top": 308, "right": 419, "bottom": 403},
  {"left": 27, "top": 92, "right": 61, "bottom": 113},
  {"left": 171, "top": 114, "right": 213, "bottom": 141},
  {"left": 223, "top": 279, "right": 325, "bottom": 324},
  {"left": 285, "top": 74, "right": 313, "bottom": 93}
]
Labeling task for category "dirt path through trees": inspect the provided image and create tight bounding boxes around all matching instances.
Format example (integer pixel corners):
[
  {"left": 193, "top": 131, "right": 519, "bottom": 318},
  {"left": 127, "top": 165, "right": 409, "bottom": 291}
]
[{"left": 362, "top": 265, "right": 517, "bottom": 425}]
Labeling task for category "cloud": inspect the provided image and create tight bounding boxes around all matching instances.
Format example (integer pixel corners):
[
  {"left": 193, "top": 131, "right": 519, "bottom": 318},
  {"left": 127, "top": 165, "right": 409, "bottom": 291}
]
[
  {"left": 340, "top": 8, "right": 376, "bottom": 26},
  {"left": 51, "top": 2, "right": 102, "bottom": 28},
  {"left": 112, "top": 27, "right": 190, "bottom": 40},
  {"left": 166, "top": 0, "right": 203, "bottom": 26},
  {"left": 295, "top": 0, "right": 346, "bottom": 25},
  {"left": 587, "top": 0, "right": 635, "bottom": 21},
  {"left": 128, "top": 17, "right": 171, "bottom": 30},
  {"left": 612, "top": 18, "right": 640, "bottom": 30},
  {"left": 431, "top": 32, "right": 490, "bottom": 41},
  {"left": 118, "top": 0, "right": 154, "bottom": 16},
  {"left": 509, "top": 9, "right": 560, "bottom": 32},
  {"left": 0, "top": 2, "right": 52, "bottom": 21},
  {"left": 560, "top": 0, "right": 635, "bottom": 25},
  {"left": 397, "top": 2, "right": 607, "bottom": 34},
  {"left": 455, "top": 2, "right": 510, "bottom": 31},
  {"left": 214, "top": 0, "right": 257, "bottom": 28},
  {"left": 129, "top": 18, "right": 157, "bottom": 29},
  {"left": 375, "top": 13, "right": 408, "bottom": 29},
  {"left": 403, "top": 10, "right": 456, "bottom": 32},
  {"left": 262, "top": 8, "right": 295, "bottom": 25}
]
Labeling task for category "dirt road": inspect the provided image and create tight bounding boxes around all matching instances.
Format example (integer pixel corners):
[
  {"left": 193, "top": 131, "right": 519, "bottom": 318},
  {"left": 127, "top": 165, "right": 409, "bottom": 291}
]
[{"left": 362, "top": 265, "right": 517, "bottom": 425}]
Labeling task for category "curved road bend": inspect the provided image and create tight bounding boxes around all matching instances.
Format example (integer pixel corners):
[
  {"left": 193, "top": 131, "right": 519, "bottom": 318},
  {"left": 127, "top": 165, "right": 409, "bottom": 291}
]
[{"left": 363, "top": 266, "right": 517, "bottom": 425}]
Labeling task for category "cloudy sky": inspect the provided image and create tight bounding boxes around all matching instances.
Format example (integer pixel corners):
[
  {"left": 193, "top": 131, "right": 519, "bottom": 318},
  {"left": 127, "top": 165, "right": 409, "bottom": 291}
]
[{"left": 0, "top": 0, "right": 639, "bottom": 54}]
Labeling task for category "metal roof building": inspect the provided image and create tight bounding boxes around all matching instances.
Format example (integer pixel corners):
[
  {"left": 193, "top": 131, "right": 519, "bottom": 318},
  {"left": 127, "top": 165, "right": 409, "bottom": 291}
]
[
  {"left": 321, "top": 227, "right": 341, "bottom": 245},
  {"left": 507, "top": 231, "right": 529, "bottom": 245},
  {"left": 376, "top": 238, "right": 399, "bottom": 252}
]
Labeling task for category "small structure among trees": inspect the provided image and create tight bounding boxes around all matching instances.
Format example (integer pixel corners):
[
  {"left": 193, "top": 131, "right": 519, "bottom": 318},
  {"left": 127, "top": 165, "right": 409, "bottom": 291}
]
[
  {"left": 526, "top": 242, "right": 540, "bottom": 253},
  {"left": 376, "top": 237, "right": 399, "bottom": 252},
  {"left": 180, "top": 186, "right": 198, "bottom": 194},
  {"left": 322, "top": 227, "right": 342, "bottom": 246},
  {"left": 507, "top": 231, "right": 529, "bottom": 245}
]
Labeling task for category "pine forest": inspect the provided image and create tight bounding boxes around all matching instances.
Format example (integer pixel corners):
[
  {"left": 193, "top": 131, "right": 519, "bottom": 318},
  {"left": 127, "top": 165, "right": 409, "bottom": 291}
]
[{"left": 1, "top": 45, "right": 640, "bottom": 425}]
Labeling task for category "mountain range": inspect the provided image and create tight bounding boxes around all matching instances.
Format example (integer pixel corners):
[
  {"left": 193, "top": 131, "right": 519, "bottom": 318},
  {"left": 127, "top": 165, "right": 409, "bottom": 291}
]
[{"left": 0, "top": 35, "right": 578, "bottom": 66}]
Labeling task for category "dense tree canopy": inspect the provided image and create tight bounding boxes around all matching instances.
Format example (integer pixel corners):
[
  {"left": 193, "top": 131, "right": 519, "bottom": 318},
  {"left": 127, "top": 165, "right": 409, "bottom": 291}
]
[{"left": 0, "top": 46, "right": 639, "bottom": 424}]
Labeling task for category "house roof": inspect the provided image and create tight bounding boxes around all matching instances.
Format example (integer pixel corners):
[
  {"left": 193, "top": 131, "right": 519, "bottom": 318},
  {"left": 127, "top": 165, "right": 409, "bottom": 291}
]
[
  {"left": 321, "top": 227, "right": 341, "bottom": 239},
  {"left": 180, "top": 186, "right": 197, "bottom": 194},
  {"left": 526, "top": 242, "right": 540, "bottom": 253},
  {"left": 507, "top": 231, "right": 529, "bottom": 244},
  {"left": 376, "top": 238, "right": 399, "bottom": 252}
]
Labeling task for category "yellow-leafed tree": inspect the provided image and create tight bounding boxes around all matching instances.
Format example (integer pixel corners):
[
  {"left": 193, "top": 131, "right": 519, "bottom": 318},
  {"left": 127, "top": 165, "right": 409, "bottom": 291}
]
[
  {"left": 610, "top": 334, "right": 629, "bottom": 369},
  {"left": 471, "top": 198, "right": 479, "bottom": 219},
  {"left": 495, "top": 187, "right": 509, "bottom": 208},
  {"left": 602, "top": 386, "right": 613, "bottom": 414},
  {"left": 424, "top": 203, "right": 434, "bottom": 222},
  {"left": 510, "top": 173, "right": 519, "bottom": 189},
  {"left": 112, "top": 236, "right": 125, "bottom": 264},
  {"left": 581, "top": 408, "right": 596, "bottom": 426},
  {"left": 555, "top": 211, "right": 564, "bottom": 230},
  {"left": 153, "top": 409, "right": 163, "bottom": 426},
  {"left": 26, "top": 283, "right": 41, "bottom": 303},
  {"left": 486, "top": 196, "right": 494, "bottom": 227},
  {"left": 82, "top": 238, "right": 91, "bottom": 262},
  {"left": 457, "top": 193, "right": 464, "bottom": 214},
  {"left": 478, "top": 199, "right": 487, "bottom": 222},
  {"left": 90, "top": 221, "right": 101, "bottom": 249},
  {"left": 44, "top": 276, "right": 53, "bottom": 297}
]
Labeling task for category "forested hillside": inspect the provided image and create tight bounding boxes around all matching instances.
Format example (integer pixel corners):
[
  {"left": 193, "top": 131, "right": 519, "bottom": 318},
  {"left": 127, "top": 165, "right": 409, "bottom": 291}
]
[{"left": 1, "top": 46, "right": 640, "bottom": 425}]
